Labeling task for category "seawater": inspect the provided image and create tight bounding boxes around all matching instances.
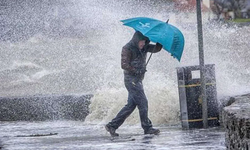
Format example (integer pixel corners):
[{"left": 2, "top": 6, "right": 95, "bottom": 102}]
[{"left": 0, "top": 0, "right": 250, "bottom": 125}]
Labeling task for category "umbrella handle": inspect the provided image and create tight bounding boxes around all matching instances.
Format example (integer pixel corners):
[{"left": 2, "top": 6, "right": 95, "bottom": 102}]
[
  {"left": 146, "top": 52, "right": 153, "bottom": 66},
  {"left": 146, "top": 18, "right": 169, "bottom": 66}
]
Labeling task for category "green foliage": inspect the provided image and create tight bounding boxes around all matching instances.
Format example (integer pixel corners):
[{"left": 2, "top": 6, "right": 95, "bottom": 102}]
[{"left": 233, "top": 18, "right": 250, "bottom": 22}]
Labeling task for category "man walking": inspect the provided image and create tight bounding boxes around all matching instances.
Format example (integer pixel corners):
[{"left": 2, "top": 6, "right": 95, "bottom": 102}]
[{"left": 105, "top": 31, "right": 162, "bottom": 137}]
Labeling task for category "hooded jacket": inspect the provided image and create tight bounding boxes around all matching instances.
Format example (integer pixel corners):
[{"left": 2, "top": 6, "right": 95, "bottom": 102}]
[{"left": 121, "top": 31, "right": 162, "bottom": 76}]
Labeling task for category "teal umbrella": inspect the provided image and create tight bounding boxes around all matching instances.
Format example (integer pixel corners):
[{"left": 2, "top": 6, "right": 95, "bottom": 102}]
[{"left": 121, "top": 17, "right": 185, "bottom": 61}]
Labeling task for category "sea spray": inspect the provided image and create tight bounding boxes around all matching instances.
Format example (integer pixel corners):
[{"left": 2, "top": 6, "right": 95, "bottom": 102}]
[{"left": 1, "top": 0, "right": 250, "bottom": 124}]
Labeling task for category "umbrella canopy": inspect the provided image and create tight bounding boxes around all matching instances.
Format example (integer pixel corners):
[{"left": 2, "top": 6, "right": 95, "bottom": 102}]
[{"left": 121, "top": 17, "right": 185, "bottom": 61}]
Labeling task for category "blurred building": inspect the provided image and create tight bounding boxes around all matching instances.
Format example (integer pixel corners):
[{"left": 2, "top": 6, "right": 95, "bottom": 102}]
[
  {"left": 173, "top": 0, "right": 210, "bottom": 12},
  {"left": 173, "top": 0, "right": 250, "bottom": 20}
]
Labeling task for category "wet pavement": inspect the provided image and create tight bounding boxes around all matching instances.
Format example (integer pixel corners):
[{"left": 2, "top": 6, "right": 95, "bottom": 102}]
[{"left": 0, "top": 121, "right": 226, "bottom": 150}]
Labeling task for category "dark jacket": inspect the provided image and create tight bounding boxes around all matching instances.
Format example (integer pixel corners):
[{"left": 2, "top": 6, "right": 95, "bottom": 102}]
[{"left": 121, "top": 31, "right": 162, "bottom": 76}]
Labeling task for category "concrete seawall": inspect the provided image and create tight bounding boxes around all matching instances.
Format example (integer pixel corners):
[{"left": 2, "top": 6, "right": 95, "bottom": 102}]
[
  {"left": 0, "top": 94, "right": 93, "bottom": 121},
  {"left": 1, "top": 93, "right": 249, "bottom": 149},
  {"left": 222, "top": 94, "right": 250, "bottom": 150}
]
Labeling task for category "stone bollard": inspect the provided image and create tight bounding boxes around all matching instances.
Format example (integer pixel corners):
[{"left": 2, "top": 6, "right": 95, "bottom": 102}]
[{"left": 222, "top": 94, "right": 250, "bottom": 150}]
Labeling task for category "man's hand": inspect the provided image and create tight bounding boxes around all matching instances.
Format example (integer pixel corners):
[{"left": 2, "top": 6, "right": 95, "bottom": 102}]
[{"left": 156, "top": 42, "right": 162, "bottom": 47}]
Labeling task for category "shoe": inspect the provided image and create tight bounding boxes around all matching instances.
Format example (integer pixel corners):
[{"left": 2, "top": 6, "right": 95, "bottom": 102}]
[
  {"left": 105, "top": 124, "right": 119, "bottom": 137},
  {"left": 144, "top": 127, "right": 160, "bottom": 135}
]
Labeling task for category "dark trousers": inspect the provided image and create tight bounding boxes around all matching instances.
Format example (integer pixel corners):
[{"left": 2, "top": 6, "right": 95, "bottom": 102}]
[{"left": 107, "top": 74, "right": 152, "bottom": 131}]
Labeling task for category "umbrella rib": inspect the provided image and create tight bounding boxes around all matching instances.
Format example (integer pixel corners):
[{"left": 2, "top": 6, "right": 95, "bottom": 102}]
[{"left": 142, "top": 23, "right": 165, "bottom": 41}]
